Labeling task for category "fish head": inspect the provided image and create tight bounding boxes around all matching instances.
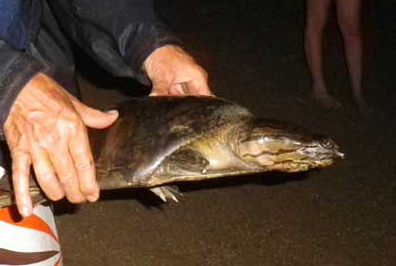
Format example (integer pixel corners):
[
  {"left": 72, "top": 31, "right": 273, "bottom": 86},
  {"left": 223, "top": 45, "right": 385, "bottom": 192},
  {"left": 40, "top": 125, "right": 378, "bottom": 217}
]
[{"left": 236, "top": 119, "right": 344, "bottom": 172}]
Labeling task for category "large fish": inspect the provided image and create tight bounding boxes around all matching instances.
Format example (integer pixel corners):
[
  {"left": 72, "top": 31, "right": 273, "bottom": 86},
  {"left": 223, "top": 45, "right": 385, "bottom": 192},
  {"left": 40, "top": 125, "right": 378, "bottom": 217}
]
[{"left": 0, "top": 96, "right": 343, "bottom": 207}]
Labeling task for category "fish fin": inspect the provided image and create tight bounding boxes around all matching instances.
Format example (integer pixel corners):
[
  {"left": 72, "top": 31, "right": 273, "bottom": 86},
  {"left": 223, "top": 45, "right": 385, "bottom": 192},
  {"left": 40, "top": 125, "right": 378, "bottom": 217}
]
[
  {"left": 149, "top": 186, "right": 182, "bottom": 203},
  {"left": 160, "top": 148, "right": 210, "bottom": 176}
]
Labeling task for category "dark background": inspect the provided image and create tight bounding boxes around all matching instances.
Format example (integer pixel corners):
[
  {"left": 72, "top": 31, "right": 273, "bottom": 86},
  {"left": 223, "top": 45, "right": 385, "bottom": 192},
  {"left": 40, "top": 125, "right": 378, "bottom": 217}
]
[{"left": 56, "top": 1, "right": 396, "bottom": 265}]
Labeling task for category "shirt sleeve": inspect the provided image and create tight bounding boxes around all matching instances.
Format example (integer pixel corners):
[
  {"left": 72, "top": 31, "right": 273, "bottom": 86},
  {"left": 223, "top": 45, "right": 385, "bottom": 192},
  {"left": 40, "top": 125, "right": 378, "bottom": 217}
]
[
  {"left": 0, "top": 40, "right": 46, "bottom": 136},
  {"left": 47, "top": 0, "right": 182, "bottom": 85}
]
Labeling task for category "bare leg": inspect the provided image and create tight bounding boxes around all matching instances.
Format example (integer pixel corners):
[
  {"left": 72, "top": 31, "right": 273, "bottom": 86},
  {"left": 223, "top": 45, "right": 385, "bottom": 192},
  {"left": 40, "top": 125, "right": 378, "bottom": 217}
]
[
  {"left": 335, "top": 0, "right": 367, "bottom": 111},
  {"left": 305, "top": 0, "right": 341, "bottom": 108}
]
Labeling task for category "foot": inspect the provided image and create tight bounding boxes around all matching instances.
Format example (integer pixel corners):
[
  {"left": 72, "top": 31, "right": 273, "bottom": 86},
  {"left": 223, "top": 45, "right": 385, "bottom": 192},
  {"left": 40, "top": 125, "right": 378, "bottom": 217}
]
[
  {"left": 355, "top": 96, "right": 369, "bottom": 115},
  {"left": 313, "top": 92, "right": 342, "bottom": 109}
]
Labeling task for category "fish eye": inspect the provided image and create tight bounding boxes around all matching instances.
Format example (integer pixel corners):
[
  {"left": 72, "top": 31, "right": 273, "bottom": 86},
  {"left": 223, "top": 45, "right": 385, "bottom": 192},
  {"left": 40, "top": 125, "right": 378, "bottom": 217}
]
[{"left": 321, "top": 139, "right": 334, "bottom": 149}]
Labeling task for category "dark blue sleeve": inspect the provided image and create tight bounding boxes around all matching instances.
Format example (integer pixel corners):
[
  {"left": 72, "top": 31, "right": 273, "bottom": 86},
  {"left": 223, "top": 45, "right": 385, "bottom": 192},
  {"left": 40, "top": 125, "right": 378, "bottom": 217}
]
[
  {"left": 0, "top": 0, "right": 44, "bottom": 135},
  {"left": 0, "top": 0, "right": 41, "bottom": 50},
  {"left": 0, "top": 41, "right": 46, "bottom": 135},
  {"left": 48, "top": 0, "right": 182, "bottom": 85}
]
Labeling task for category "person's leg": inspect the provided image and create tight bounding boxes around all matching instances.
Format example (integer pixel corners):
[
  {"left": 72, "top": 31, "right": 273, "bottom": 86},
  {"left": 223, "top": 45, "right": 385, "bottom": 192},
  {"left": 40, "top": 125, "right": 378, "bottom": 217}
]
[
  {"left": 335, "top": 0, "right": 366, "bottom": 111},
  {"left": 305, "top": 0, "right": 341, "bottom": 108}
]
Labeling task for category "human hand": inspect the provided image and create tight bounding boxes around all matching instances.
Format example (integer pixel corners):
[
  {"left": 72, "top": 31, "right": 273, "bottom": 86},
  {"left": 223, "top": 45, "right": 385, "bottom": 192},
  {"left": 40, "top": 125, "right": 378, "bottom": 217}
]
[
  {"left": 3, "top": 73, "right": 118, "bottom": 217},
  {"left": 143, "top": 45, "right": 213, "bottom": 96}
]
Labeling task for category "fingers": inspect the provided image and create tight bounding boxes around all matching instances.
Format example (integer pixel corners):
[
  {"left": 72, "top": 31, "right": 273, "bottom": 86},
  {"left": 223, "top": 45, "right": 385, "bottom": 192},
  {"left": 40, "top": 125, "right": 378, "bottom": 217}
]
[
  {"left": 149, "top": 80, "right": 172, "bottom": 96},
  {"left": 169, "top": 84, "right": 188, "bottom": 95},
  {"left": 30, "top": 146, "right": 64, "bottom": 201},
  {"left": 149, "top": 90, "right": 161, "bottom": 96},
  {"left": 68, "top": 126, "right": 100, "bottom": 202},
  {"left": 71, "top": 99, "right": 118, "bottom": 129},
  {"left": 48, "top": 141, "right": 86, "bottom": 204},
  {"left": 149, "top": 90, "right": 166, "bottom": 97},
  {"left": 183, "top": 67, "right": 213, "bottom": 96},
  {"left": 4, "top": 74, "right": 107, "bottom": 215},
  {"left": 22, "top": 121, "right": 98, "bottom": 206},
  {"left": 156, "top": 81, "right": 213, "bottom": 97},
  {"left": 144, "top": 45, "right": 214, "bottom": 97},
  {"left": 11, "top": 151, "right": 33, "bottom": 217},
  {"left": 175, "top": 80, "right": 213, "bottom": 97},
  {"left": 151, "top": 75, "right": 213, "bottom": 97}
]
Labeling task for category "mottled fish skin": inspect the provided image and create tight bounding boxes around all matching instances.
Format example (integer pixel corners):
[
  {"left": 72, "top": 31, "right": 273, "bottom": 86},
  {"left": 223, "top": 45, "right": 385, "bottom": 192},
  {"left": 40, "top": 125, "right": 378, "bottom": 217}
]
[
  {"left": 92, "top": 96, "right": 253, "bottom": 186},
  {"left": 0, "top": 96, "right": 343, "bottom": 207}
]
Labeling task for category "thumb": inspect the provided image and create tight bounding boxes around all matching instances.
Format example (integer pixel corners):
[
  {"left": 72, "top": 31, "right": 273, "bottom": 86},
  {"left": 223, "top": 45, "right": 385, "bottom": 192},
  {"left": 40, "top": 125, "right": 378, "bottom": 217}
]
[
  {"left": 72, "top": 101, "right": 119, "bottom": 129},
  {"left": 149, "top": 82, "right": 171, "bottom": 96}
]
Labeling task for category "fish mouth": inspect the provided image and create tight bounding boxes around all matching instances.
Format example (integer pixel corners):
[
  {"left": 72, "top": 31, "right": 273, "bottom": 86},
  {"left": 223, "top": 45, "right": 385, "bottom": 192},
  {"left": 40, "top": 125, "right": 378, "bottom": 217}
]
[
  {"left": 297, "top": 145, "right": 345, "bottom": 161},
  {"left": 269, "top": 148, "right": 345, "bottom": 172},
  {"left": 269, "top": 160, "right": 333, "bottom": 172}
]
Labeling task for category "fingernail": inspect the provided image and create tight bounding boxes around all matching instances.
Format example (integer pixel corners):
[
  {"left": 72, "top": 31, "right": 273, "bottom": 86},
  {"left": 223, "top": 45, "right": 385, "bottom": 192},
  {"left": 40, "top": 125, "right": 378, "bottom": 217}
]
[
  {"left": 20, "top": 206, "right": 31, "bottom": 217},
  {"left": 87, "top": 195, "right": 99, "bottom": 202},
  {"left": 106, "top": 110, "right": 118, "bottom": 115}
]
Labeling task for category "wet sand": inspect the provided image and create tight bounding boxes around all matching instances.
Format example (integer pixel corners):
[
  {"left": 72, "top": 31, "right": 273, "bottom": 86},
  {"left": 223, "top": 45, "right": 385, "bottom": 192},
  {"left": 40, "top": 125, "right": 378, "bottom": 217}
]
[{"left": 55, "top": 1, "right": 396, "bottom": 265}]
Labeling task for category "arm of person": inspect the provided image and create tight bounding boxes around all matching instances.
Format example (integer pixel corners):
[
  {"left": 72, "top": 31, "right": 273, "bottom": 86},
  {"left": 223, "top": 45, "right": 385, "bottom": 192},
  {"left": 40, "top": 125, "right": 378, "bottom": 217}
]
[
  {"left": 47, "top": 0, "right": 212, "bottom": 96},
  {"left": 0, "top": 40, "right": 119, "bottom": 217}
]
